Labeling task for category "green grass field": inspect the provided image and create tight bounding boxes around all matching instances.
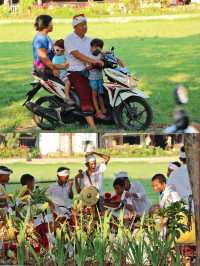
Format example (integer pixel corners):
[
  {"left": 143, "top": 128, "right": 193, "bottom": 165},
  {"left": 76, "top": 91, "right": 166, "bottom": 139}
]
[
  {"left": 0, "top": 17, "right": 200, "bottom": 131},
  {"left": 4, "top": 160, "right": 169, "bottom": 204}
]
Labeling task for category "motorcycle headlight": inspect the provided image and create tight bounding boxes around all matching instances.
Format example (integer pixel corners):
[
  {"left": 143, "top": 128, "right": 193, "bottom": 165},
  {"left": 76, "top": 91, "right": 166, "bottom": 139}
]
[{"left": 127, "top": 76, "right": 137, "bottom": 88}]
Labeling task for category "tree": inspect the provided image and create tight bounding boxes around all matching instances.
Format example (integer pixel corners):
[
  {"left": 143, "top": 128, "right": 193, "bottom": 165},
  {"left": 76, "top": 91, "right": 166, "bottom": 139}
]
[{"left": 184, "top": 134, "right": 200, "bottom": 265}]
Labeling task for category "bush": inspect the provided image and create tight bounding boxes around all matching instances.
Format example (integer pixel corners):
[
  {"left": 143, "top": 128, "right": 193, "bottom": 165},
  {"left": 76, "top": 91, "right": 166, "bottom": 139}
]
[
  {"left": 0, "top": 146, "right": 28, "bottom": 158},
  {"left": 96, "top": 144, "right": 178, "bottom": 157},
  {"left": 0, "top": 5, "right": 11, "bottom": 19}
]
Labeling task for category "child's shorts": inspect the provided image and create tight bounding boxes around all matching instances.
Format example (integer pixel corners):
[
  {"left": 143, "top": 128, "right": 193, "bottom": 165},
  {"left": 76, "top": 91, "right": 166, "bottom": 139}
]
[
  {"left": 60, "top": 73, "right": 70, "bottom": 85},
  {"left": 89, "top": 79, "right": 104, "bottom": 95}
]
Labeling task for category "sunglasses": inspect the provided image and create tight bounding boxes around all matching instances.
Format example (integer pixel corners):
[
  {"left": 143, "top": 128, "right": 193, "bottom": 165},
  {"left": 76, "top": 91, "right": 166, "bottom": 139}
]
[{"left": 54, "top": 48, "right": 64, "bottom": 52}]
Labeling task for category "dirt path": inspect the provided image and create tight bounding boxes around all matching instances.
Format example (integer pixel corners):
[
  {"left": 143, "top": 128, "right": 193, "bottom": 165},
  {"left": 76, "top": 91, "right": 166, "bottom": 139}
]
[
  {"left": 0, "top": 156, "right": 178, "bottom": 164},
  {"left": 0, "top": 13, "right": 200, "bottom": 25}
]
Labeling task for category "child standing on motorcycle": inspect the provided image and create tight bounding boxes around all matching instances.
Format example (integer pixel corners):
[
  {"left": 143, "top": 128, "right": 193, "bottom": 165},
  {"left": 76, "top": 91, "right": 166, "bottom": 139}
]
[
  {"left": 52, "top": 39, "right": 74, "bottom": 105},
  {"left": 88, "top": 39, "right": 107, "bottom": 119}
]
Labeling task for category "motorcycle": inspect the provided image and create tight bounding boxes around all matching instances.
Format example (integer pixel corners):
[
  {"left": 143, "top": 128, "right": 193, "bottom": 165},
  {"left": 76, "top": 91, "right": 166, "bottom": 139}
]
[{"left": 24, "top": 47, "right": 153, "bottom": 131}]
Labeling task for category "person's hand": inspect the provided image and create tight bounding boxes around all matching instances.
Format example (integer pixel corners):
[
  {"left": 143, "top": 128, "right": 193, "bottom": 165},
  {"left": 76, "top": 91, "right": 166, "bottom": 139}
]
[
  {"left": 125, "top": 192, "right": 132, "bottom": 198},
  {"left": 95, "top": 60, "right": 104, "bottom": 67},
  {"left": 75, "top": 170, "right": 84, "bottom": 179},
  {"left": 132, "top": 193, "right": 139, "bottom": 199},
  {"left": 63, "top": 62, "right": 69, "bottom": 68},
  {"left": 52, "top": 68, "right": 59, "bottom": 77}
]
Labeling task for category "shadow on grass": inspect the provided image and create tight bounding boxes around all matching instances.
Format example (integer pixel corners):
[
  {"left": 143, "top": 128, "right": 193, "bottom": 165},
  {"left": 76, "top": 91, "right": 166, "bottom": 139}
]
[{"left": 0, "top": 34, "right": 200, "bottom": 132}]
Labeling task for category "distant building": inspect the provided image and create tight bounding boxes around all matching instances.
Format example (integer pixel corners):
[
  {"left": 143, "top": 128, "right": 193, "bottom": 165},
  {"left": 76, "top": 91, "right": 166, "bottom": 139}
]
[{"left": 38, "top": 133, "right": 98, "bottom": 156}]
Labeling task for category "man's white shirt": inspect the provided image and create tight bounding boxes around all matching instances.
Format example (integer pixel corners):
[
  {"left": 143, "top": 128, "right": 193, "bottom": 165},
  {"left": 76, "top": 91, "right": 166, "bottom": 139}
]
[
  {"left": 125, "top": 181, "right": 151, "bottom": 216},
  {"left": 160, "top": 185, "right": 181, "bottom": 208},
  {"left": 64, "top": 32, "right": 91, "bottom": 71},
  {"left": 167, "top": 164, "right": 192, "bottom": 205},
  {"left": 79, "top": 162, "right": 107, "bottom": 195},
  {"left": 47, "top": 183, "right": 72, "bottom": 217}
]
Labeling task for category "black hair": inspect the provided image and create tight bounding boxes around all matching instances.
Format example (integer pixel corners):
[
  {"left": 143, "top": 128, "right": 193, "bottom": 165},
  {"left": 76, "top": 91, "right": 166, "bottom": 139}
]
[
  {"left": 180, "top": 146, "right": 187, "bottom": 163},
  {"left": 0, "top": 165, "right": 13, "bottom": 174},
  {"left": 54, "top": 39, "right": 64, "bottom": 49},
  {"left": 170, "top": 161, "right": 181, "bottom": 168},
  {"left": 57, "top": 167, "right": 70, "bottom": 173},
  {"left": 34, "top": 15, "right": 52, "bottom": 31},
  {"left": 152, "top": 174, "right": 166, "bottom": 184},
  {"left": 20, "top": 174, "right": 35, "bottom": 186},
  {"left": 113, "top": 177, "right": 125, "bottom": 188},
  {"left": 91, "top": 38, "right": 104, "bottom": 49}
]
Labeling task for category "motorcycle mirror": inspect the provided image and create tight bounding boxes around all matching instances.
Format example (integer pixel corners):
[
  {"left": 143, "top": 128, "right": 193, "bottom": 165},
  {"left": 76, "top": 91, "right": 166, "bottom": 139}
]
[
  {"left": 174, "top": 85, "right": 188, "bottom": 105},
  {"left": 111, "top": 47, "right": 115, "bottom": 53}
]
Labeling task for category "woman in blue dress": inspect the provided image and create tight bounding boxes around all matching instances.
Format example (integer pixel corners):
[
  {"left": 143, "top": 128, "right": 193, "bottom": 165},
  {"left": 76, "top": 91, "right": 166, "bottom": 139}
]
[{"left": 32, "top": 14, "right": 59, "bottom": 78}]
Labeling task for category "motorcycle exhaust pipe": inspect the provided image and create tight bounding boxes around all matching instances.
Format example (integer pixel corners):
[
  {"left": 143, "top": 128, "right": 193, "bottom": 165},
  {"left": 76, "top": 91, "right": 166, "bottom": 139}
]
[{"left": 25, "top": 101, "right": 59, "bottom": 122}]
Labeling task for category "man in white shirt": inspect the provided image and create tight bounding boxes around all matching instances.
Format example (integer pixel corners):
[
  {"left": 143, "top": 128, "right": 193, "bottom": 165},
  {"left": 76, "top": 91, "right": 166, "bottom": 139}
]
[
  {"left": 47, "top": 167, "right": 73, "bottom": 218},
  {"left": 167, "top": 147, "right": 192, "bottom": 206},
  {"left": 167, "top": 161, "right": 181, "bottom": 178},
  {"left": 75, "top": 152, "right": 110, "bottom": 196},
  {"left": 116, "top": 171, "right": 151, "bottom": 216},
  {"left": 151, "top": 173, "right": 181, "bottom": 209},
  {"left": 64, "top": 14, "right": 103, "bottom": 129}
]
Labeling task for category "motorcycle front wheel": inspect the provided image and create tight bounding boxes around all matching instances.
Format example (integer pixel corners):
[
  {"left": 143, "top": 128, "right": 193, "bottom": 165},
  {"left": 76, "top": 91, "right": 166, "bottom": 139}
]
[
  {"left": 33, "top": 96, "right": 58, "bottom": 130},
  {"left": 114, "top": 96, "right": 153, "bottom": 131}
]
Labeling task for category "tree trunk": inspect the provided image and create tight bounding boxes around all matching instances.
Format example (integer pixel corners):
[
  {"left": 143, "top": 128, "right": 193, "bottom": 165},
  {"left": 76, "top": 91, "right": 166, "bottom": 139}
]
[
  {"left": 184, "top": 134, "right": 200, "bottom": 265},
  {"left": 68, "top": 133, "right": 73, "bottom": 156}
]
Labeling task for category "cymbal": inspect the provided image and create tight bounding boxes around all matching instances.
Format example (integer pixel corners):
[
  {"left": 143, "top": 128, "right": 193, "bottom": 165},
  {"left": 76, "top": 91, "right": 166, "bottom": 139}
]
[{"left": 80, "top": 186, "right": 99, "bottom": 207}]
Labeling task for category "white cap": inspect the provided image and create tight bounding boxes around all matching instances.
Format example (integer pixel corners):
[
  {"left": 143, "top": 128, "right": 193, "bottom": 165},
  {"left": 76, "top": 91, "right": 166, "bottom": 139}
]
[
  {"left": 85, "top": 155, "right": 96, "bottom": 163},
  {"left": 72, "top": 14, "right": 87, "bottom": 27},
  {"left": 115, "top": 171, "right": 128, "bottom": 179},
  {"left": 0, "top": 166, "right": 13, "bottom": 175},
  {"left": 57, "top": 169, "right": 70, "bottom": 177},
  {"left": 168, "top": 162, "right": 179, "bottom": 171}
]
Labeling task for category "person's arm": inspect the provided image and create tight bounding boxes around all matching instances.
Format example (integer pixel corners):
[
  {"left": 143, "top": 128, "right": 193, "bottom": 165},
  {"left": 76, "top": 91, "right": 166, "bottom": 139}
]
[
  {"left": 117, "top": 58, "right": 125, "bottom": 67},
  {"left": 38, "top": 48, "right": 59, "bottom": 77},
  {"left": 125, "top": 203, "right": 135, "bottom": 213},
  {"left": 131, "top": 182, "right": 146, "bottom": 200},
  {"left": 71, "top": 50, "right": 104, "bottom": 66},
  {"left": 75, "top": 170, "right": 83, "bottom": 194},
  {"left": 68, "top": 179, "right": 74, "bottom": 199}
]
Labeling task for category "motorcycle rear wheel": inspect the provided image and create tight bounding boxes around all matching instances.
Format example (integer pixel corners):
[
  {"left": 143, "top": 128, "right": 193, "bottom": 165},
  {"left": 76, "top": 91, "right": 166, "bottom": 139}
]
[
  {"left": 115, "top": 96, "right": 153, "bottom": 131},
  {"left": 33, "top": 96, "right": 58, "bottom": 130}
]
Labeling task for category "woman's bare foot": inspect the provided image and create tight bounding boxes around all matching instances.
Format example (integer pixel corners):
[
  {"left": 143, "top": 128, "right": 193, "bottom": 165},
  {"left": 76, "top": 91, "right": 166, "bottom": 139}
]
[{"left": 96, "top": 111, "right": 106, "bottom": 119}]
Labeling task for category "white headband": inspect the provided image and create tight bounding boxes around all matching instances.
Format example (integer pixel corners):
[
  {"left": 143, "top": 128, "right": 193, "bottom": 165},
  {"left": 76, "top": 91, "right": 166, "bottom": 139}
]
[
  {"left": 115, "top": 171, "right": 128, "bottom": 179},
  {"left": 85, "top": 155, "right": 96, "bottom": 163},
  {"left": 0, "top": 169, "right": 11, "bottom": 175},
  {"left": 72, "top": 15, "right": 87, "bottom": 27},
  {"left": 180, "top": 151, "right": 186, "bottom": 159},
  {"left": 57, "top": 169, "right": 70, "bottom": 177},
  {"left": 168, "top": 162, "right": 179, "bottom": 171}
]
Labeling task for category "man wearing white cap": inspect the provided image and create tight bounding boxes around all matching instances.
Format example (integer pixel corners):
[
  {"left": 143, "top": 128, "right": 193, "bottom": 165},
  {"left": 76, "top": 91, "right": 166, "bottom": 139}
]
[
  {"left": 64, "top": 14, "right": 104, "bottom": 129},
  {"left": 167, "top": 146, "right": 192, "bottom": 206},
  {"left": 47, "top": 167, "right": 73, "bottom": 218},
  {"left": 167, "top": 161, "right": 181, "bottom": 178},
  {"left": 0, "top": 166, "right": 13, "bottom": 214},
  {"left": 116, "top": 171, "right": 151, "bottom": 216},
  {"left": 75, "top": 152, "right": 110, "bottom": 195}
]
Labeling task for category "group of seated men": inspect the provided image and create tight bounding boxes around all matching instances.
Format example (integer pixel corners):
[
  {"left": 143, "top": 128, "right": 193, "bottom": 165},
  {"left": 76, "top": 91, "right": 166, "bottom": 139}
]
[{"left": 0, "top": 146, "right": 193, "bottom": 223}]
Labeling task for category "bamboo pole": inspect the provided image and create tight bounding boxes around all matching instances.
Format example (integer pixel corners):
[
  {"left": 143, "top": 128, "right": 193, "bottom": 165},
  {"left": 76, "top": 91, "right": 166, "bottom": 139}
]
[{"left": 184, "top": 133, "right": 200, "bottom": 265}]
